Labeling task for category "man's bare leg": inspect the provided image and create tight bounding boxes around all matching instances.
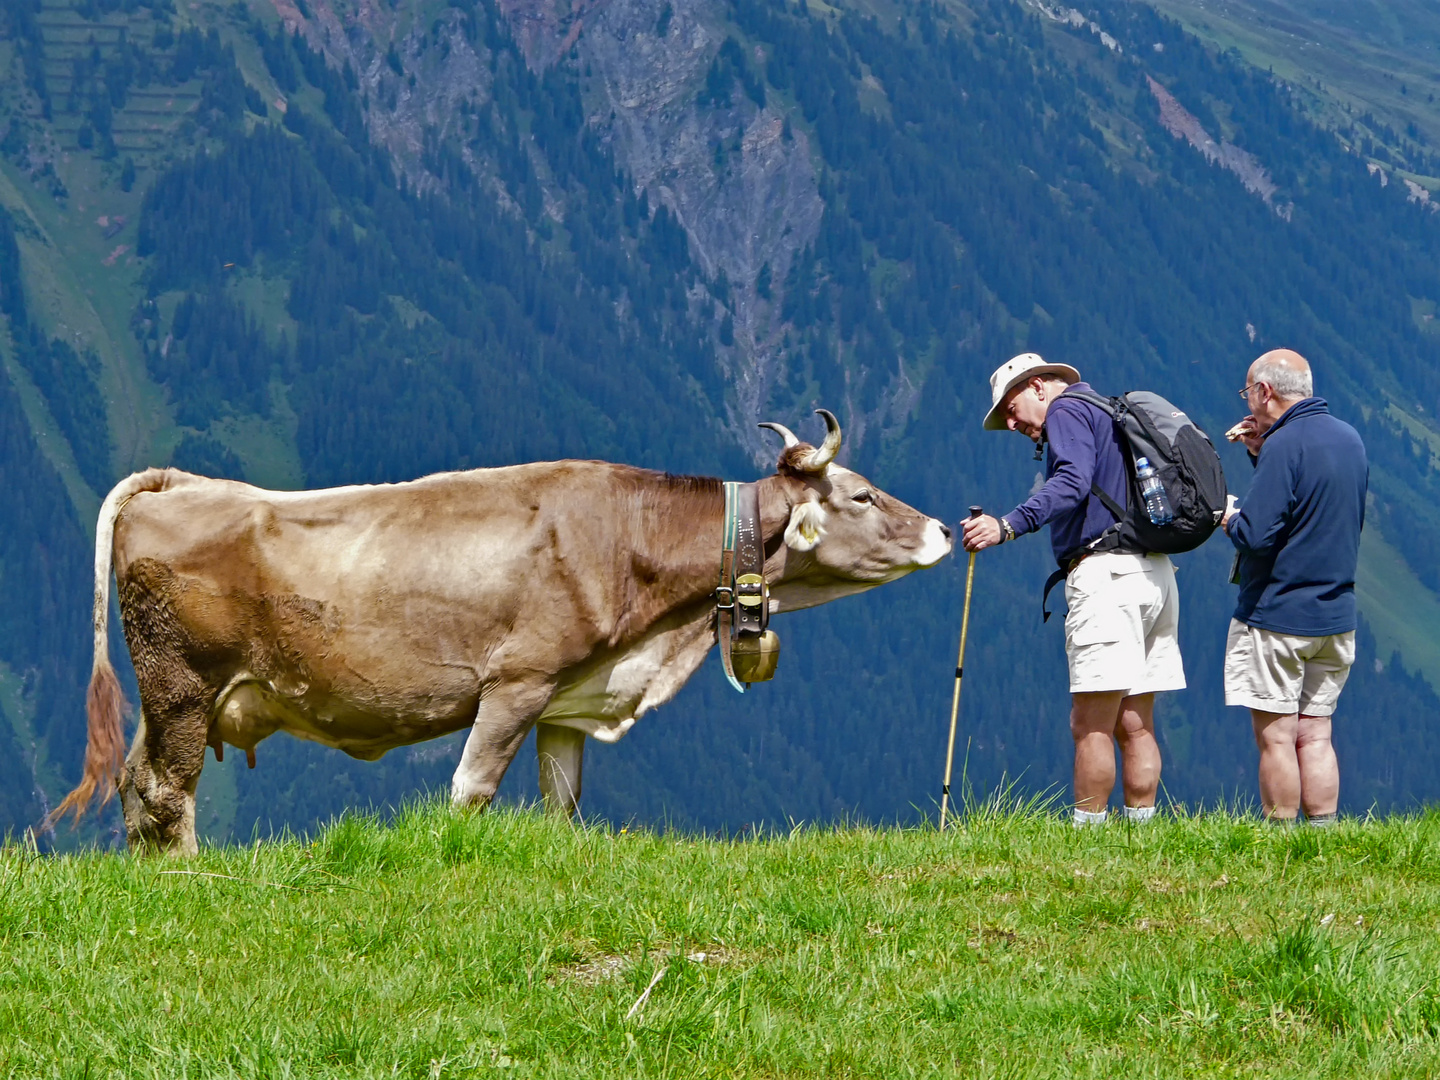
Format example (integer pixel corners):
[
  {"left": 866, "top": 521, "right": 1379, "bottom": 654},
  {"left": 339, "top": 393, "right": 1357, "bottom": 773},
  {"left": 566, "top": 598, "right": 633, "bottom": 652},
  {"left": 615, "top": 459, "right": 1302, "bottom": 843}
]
[
  {"left": 1251, "top": 709, "right": 1300, "bottom": 820},
  {"left": 1114, "top": 693, "right": 1160, "bottom": 808},
  {"left": 1071, "top": 690, "right": 1125, "bottom": 813},
  {"left": 1296, "top": 713, "right": 1339, "bottom": 819}
]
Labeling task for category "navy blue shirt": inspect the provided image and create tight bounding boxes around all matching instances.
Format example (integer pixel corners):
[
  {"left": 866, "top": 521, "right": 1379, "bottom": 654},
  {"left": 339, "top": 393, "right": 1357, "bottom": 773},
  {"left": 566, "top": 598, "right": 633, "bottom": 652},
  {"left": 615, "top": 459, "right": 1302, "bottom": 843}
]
[
  {"left": 1228, "top": 398, "right": 1368, "bottom": 636},
  {"left": 1001, "top": 383, "right": 1129, "bottom": 565}
]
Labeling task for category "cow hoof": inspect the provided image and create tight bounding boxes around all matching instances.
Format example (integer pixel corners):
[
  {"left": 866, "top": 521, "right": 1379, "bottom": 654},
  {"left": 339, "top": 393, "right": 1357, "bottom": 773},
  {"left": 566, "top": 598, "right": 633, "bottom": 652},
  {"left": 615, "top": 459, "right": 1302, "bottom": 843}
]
[
  {"left": 126, "top": 830, "right": 199, "bottom": 857},
  {"left": 449, "top": 780, "right": 494, "bottom": 813}
]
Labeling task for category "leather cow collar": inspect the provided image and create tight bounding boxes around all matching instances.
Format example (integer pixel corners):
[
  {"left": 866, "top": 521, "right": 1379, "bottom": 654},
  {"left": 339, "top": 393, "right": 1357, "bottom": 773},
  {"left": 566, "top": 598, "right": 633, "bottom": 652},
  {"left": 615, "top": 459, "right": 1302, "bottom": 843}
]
[{"left": 715, "top": 481, "right": 771, "bottom": 692}]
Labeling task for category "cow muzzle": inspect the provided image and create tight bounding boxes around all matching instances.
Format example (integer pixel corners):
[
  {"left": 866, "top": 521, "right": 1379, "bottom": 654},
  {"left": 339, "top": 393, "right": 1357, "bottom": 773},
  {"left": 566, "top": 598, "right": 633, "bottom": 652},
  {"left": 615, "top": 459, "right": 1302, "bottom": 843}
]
[{"left": 914, "top": 517, "right": 954, "bottom": 567}]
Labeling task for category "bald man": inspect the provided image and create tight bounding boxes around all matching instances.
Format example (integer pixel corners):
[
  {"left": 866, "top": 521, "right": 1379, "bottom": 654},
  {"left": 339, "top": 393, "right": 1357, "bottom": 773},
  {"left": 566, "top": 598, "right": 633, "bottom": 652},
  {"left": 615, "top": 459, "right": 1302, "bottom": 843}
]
[{"left": 1223, "top": 349, "right": 1367, "bottom": 825}]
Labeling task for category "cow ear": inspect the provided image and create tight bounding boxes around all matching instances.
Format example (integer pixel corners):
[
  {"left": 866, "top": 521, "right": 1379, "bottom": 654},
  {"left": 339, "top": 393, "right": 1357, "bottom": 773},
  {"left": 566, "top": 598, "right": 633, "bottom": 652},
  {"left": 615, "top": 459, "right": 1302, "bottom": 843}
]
[{"left": 784, "top": 501, "right": 827, "bottom": 552}]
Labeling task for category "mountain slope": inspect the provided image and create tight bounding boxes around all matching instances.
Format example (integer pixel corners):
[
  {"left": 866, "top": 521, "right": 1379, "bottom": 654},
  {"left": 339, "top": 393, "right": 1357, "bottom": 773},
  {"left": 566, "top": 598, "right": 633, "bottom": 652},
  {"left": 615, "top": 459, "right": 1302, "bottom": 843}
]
[
  {"left": 1146, "top": 0, "right": 1440, "bottom": 184},
  {"left": 4, "top": 0, "right": 1440, "bottom": 845}
]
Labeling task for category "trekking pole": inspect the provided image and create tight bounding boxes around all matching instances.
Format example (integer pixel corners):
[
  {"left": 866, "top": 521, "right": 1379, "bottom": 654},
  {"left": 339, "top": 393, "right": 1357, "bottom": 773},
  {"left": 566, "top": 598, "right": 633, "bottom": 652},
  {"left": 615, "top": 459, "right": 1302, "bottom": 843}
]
[{"left": 939, "top": 506, "right": 984, "bottom": 832}]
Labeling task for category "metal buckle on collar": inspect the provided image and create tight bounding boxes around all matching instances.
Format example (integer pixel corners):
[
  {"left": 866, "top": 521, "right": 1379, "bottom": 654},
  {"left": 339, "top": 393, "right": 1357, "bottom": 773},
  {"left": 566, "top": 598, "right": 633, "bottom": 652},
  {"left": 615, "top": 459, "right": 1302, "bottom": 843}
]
[
  {"left": 714, "top": 586, "right": 736, "bottom": 610},
  {"left": 735, "top": 573, "right": 766, "bottom": 607}
]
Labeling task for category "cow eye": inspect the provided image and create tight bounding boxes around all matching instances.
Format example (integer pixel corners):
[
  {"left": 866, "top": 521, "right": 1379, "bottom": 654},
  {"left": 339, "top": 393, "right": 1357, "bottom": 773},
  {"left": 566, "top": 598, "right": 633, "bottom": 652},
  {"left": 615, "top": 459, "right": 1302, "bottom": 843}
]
[{"left": 852, "top": 488, "right": 872, "bottom": 504}]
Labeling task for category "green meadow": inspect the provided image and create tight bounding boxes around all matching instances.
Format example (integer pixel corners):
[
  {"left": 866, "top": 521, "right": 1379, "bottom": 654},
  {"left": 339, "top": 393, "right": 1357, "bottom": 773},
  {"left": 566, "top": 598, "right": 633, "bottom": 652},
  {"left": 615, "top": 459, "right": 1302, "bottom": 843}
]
[{"left": 3, "top": 799, "right": 1439, "bottom": 1078}]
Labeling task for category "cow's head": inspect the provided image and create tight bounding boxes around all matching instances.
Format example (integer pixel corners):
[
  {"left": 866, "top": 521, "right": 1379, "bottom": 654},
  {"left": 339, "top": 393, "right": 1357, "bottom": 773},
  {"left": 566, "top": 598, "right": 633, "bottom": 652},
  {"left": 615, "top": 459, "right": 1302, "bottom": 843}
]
[{"left": 759, "top": 410, "right": 953, "bottom": 611}]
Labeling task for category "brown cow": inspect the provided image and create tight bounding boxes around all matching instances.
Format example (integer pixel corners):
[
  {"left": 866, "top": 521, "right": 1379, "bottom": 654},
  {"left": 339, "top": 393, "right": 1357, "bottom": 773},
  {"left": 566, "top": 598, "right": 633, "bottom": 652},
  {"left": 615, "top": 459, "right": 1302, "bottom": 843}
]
[{"left": 52, "top": 411, "right": 952, "bottom": 853}]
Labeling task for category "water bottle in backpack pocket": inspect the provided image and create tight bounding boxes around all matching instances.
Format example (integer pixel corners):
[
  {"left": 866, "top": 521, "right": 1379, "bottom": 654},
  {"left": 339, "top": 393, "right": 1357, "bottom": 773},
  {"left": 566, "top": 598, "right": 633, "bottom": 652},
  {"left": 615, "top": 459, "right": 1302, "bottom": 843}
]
[{"left": 1135, "top": 456, "right": 1174, "bottom": 526}]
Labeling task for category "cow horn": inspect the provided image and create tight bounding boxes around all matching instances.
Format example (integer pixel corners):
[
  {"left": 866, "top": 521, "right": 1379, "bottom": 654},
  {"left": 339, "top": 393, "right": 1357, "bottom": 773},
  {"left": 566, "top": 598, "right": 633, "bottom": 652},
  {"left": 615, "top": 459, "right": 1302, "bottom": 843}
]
[
  {"left": 758, "top": 421, "right": 800, "bottom": 448},
  {"left": 803, "top": 409, "right": 842, "bottom": 471}
]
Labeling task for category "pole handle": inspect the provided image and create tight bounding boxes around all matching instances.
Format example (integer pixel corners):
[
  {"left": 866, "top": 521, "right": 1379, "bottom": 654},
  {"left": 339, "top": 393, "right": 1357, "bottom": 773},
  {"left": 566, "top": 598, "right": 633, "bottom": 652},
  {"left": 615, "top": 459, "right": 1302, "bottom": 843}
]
[{"left": 968, "top": 506, "right": 983, "bottom": 519}]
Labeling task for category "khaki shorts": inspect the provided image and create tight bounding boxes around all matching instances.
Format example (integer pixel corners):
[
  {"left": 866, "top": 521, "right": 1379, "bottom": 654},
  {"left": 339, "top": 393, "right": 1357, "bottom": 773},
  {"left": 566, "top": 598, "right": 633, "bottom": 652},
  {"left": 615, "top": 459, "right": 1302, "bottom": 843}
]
[
  {"left": 1063, "top": 552, "right": 1185, "bottom": 695},
  {"left": 1223, "top": 620, "right": 1355, "bottom": 716}
]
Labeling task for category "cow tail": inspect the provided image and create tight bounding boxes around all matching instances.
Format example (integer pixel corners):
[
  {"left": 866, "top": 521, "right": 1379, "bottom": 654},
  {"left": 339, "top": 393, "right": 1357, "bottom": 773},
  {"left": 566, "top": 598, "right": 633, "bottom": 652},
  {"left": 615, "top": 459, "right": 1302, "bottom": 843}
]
[{"left": 49, "top": 468, "right": 174, "bottom": 827}]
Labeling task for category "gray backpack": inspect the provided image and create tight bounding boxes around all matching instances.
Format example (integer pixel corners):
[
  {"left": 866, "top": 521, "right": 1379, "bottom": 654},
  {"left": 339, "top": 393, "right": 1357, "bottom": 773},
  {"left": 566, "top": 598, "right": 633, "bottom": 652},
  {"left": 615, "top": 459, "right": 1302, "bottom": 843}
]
[{"left": 1042, "top": 389, "right": 1227, "bottom": 620}]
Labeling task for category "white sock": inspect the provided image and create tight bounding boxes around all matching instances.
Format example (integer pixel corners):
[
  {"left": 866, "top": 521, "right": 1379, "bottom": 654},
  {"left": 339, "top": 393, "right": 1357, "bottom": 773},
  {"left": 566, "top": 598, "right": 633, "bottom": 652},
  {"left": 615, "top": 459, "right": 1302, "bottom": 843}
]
[
  {"left": 1073, "top": 807, "right": 1109, "bottom": 827},
  {"left": 1308, "top": 813, "right": 1338, "bottom": 828},
  {"left": 1123, "top": 805, "right": 1157, "bottom": 824}
]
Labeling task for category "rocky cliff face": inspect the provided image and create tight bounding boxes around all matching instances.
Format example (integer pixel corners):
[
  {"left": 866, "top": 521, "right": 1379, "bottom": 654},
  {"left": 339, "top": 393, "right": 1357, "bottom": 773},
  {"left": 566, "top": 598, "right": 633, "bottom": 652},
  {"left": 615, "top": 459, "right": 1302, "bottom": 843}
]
[
  {"left": 273, "top": 0, "right": 493, "bottom": 195},
  {"left": 1146, "top": 74, "right": 1290, "bottom": 217},
  {"left": 578, "top": 0, "right": 824, "bottom": 451},
  {"left": 275, "top": 0, "right": 826, "bottom": 459}
]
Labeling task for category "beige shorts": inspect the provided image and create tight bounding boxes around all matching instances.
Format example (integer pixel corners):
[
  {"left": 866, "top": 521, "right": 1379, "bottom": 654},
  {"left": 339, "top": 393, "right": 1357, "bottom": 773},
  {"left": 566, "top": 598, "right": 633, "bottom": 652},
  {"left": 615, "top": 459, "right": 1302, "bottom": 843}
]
[
  {"left": 1063, "top": 552, "right": 1185, "bottom": 695},
  {"left": 1223, "top": 620, "right": 1355, "bottom": 716}
]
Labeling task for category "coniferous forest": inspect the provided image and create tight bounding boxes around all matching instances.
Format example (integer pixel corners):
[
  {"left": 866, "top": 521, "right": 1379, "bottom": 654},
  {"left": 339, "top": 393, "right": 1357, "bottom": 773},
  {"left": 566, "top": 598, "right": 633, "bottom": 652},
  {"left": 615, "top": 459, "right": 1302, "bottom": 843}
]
[{"left": 2, "top": 0, "right": 1440, "bottom": 844}]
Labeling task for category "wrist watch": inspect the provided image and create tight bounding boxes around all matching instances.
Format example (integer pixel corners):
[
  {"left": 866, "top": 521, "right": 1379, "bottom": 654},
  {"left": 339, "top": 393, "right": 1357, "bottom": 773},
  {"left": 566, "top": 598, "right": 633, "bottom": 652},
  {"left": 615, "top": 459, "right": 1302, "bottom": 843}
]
[{"left": 1000, "top": 517, "right": 1016, "bottom": 543}]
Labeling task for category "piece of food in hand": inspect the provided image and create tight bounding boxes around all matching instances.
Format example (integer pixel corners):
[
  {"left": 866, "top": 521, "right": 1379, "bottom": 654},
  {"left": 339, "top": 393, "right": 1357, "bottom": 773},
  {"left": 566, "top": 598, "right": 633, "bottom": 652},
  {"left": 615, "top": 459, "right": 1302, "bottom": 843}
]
[{"left": 1225, "top": 419, "right": 1255, "bottom": 442}]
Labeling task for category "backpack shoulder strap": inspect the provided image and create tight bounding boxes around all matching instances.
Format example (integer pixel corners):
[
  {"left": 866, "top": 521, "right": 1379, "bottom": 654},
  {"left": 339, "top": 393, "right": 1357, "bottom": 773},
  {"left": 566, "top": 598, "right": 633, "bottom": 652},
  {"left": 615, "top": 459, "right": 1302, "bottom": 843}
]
[
  {"left": 1057, "top": 387, "right": 1119, "bottom": 417},
  {"left": 1090, "top": 480, "right": 1124, "bottom": 522},
  {"left": 1041, "top": 567, "right": 1067, "bottom": 623},
  {"left": 1037, "top": 388, "right": 1131, "bottom": 623},
  {"left": 1056, "top": 388, "right": 1127, "bottom": 522}
]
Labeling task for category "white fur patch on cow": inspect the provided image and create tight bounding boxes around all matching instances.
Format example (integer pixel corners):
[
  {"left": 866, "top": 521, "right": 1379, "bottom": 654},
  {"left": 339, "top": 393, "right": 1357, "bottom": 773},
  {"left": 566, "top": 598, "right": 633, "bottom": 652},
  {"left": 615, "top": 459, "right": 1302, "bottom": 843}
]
[
  {"left": 785, "top": 501, "right": 828, "bottom": 552},
  {"left": 546, "top": 715, "right": 637, "bottom": 744},
  {"left": 914, "top": 517, "right": 953, "bottom": 567},
  {"left": 538, "top": 610, "right": 715, "bottom": 742}
]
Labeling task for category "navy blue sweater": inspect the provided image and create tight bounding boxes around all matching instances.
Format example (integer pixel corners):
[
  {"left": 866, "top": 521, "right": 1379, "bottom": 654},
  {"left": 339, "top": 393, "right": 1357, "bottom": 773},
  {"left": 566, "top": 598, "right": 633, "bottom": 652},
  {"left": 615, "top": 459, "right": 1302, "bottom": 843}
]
[
  {"left": 1228, "top": 398, "right": 1368, "bottom": 636},
  {"left": 1001, "top": 383, "right": 1129, "bottom": 565}
]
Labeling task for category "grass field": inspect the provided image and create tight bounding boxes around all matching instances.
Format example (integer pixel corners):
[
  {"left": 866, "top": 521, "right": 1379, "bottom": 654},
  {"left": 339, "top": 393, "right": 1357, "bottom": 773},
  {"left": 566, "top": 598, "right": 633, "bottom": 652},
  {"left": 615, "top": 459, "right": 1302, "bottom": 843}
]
[{"left": 3, "top": 799, "right": 1439, "bottom": 1078}]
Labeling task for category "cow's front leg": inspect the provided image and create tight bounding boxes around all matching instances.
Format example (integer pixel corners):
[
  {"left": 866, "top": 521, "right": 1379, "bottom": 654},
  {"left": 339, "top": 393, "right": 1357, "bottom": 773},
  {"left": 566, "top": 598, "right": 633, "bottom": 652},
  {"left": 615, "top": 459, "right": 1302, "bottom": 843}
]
[
  {"left": 451, "top": 682, "right": 551, "bottom": 810},
  {"left": 536, "top": 723, "right": 584, "bottom": 817}
]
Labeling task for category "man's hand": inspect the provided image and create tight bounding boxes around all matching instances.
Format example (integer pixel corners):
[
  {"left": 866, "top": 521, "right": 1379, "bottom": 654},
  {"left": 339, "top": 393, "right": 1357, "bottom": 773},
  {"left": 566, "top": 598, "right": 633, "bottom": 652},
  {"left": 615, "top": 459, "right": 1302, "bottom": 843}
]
[
  {"left": 962, "top": 514, "right": 1004, "bottom": 552},
  {"left": 1221, "top": 494, "right": 1239, "bottom": 532}
]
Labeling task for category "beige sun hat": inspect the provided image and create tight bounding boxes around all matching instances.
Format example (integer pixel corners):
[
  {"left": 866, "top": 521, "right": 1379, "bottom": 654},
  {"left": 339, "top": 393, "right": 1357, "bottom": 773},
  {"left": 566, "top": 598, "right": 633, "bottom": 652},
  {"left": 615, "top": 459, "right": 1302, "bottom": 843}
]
[{"left": 982, "top": 352, "right": 1082, "bottom": 430}]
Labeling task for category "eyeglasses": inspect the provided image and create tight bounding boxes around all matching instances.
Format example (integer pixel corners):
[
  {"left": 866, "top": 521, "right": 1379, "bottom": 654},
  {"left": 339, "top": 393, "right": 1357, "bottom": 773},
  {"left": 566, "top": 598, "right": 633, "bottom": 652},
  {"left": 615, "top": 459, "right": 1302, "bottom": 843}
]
[{"left": 1237, "top": 382, "right": 1268, "bottom": 399}]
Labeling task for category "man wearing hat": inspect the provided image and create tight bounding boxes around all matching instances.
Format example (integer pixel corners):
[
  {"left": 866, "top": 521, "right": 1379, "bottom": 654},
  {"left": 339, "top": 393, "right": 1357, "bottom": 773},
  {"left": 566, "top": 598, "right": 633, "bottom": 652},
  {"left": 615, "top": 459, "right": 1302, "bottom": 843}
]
[{"left": 961, "top": 354, "right": 1185, "bottom": 826}]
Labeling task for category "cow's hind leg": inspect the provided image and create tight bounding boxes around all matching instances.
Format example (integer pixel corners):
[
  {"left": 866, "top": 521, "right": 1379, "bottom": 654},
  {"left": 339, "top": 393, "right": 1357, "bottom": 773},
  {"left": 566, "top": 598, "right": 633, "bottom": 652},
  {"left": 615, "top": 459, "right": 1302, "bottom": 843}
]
[
  {"left": 118, "top": 566, "right": 212, "bottom": 855},
  {"left": 452, "top": 683, "right": 552, "bottom": 811},
  {"left": 536, "top": 723, "right": 584, "bottom": 817},
  {"left": 120, "top": 697, "right": 209, "bottom": 855}
]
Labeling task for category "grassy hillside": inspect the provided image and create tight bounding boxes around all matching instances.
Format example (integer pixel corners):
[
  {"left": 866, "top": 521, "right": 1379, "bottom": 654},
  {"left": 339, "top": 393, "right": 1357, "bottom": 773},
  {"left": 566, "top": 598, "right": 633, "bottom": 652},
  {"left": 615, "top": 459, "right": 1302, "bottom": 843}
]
[
  {"left": 1146, "top": 0, "right": 1440, "bottom": 180},
  {"left": 3, "top": 801, "right": 1439, "bottom": 1077},
  {"left": 1357, "top": 522, "right": 1440, "bottom": 682}
]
